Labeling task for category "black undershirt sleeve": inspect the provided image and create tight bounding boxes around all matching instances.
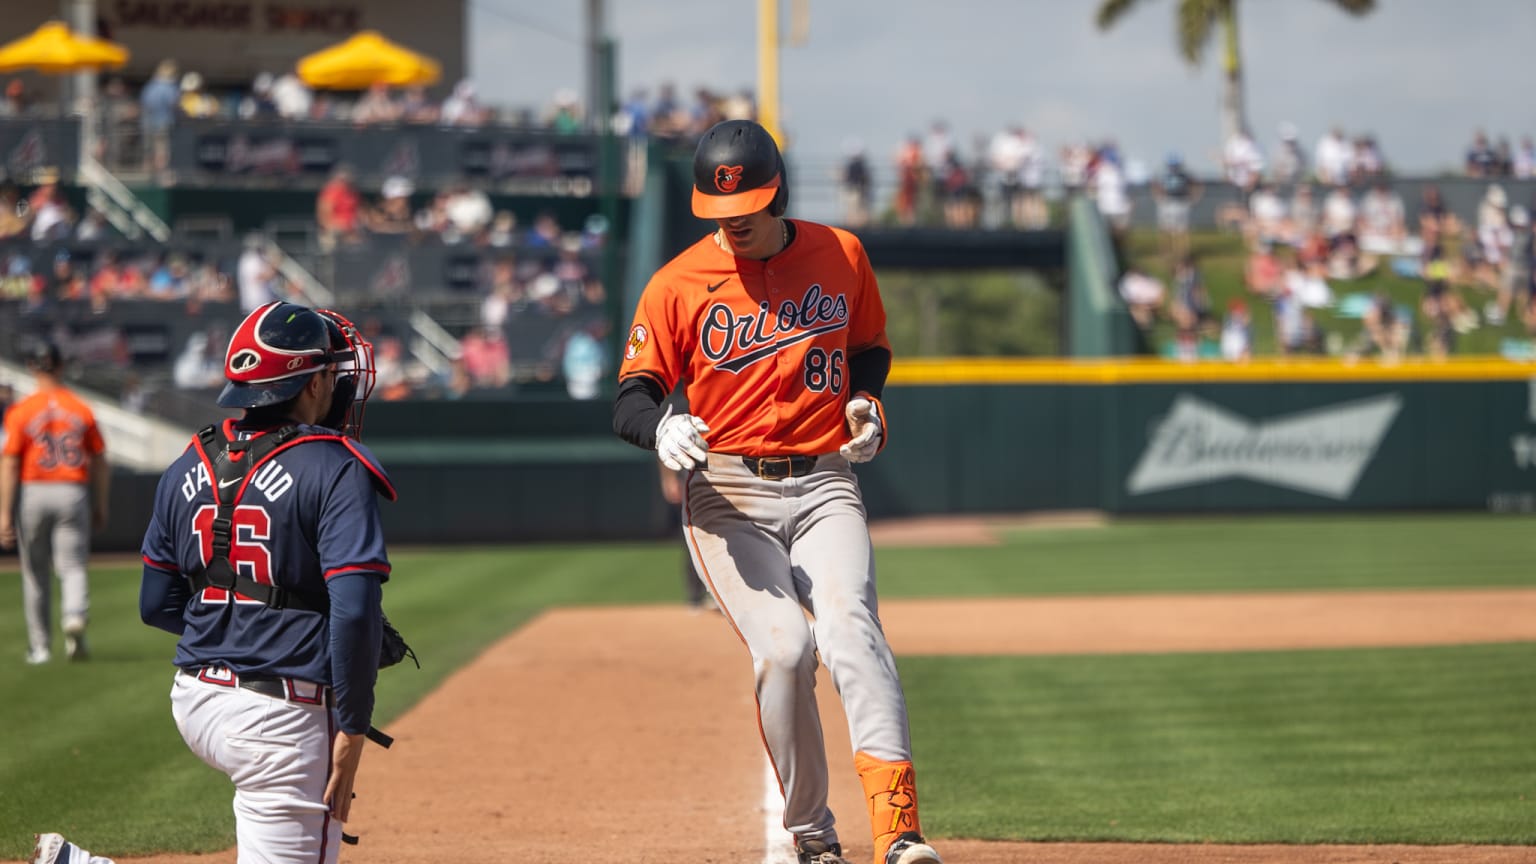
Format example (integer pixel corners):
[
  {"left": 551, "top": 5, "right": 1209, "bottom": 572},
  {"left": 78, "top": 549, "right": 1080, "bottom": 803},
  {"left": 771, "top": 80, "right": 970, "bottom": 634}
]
[
  {"left": 612, "top": 373, "right": 668, "bottom": 450},
  {"left": 847, "top": 346, "right": 892, "bottom": 400}
]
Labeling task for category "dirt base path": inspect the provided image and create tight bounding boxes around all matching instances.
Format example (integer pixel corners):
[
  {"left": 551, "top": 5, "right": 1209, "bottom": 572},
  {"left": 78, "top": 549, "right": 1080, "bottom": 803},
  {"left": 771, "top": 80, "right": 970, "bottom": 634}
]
[{"left": 31, "top": 588, "right": 1536, "bottom": 864}]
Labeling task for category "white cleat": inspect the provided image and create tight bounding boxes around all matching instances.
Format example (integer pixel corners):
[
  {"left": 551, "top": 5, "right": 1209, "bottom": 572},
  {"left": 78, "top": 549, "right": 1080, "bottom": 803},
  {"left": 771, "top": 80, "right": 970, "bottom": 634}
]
[
  {"left": 31, "top": 833, "right": 65, "bottom": 864},
  {"left": 885, "top": 833, "right": 942, "bottom": 864},
  {"left": 25, "top": 648, "right": 51, "bottom": 665}
]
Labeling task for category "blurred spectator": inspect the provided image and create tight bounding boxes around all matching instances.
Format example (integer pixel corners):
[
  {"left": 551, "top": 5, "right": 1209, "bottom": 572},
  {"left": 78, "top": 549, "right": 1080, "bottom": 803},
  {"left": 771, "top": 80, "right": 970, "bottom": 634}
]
[
  {"left": 100, "top": 77, "right": 140, "bottom": 168},
  {"left": 147, "top": 253, "right": 191, "bottom": 300},
  {"left": 1093, "top": 149, "right": 1131, "bottom": 235},
  {"left": 840, "top": 138, "right": 871, "bottom": 228},
  {"left": 1273, "top": 248, "right": 1324, "bottom": 355},
  {"left": 172, "top": 328, "right": 225, "bottom": 389},
  {"left": 140, "top": 60, "right": 180, "bottom": 178},
  {"left": 547, "top": 88, "right": 581, "bottom": 133},
  {"left": 1245, "top": 241, "right": 1283, "bottom": 298},
  {"left": 443, "top": 182, "right": 493, "bottom": 243},
  {"left": 484, "top": 210, "right": 517, "bottom": 248},
  {"left": 373, "top": 336, "right": 412, "bottom": 400},
  {"left": 1358, "top": 291, "right": 1408, "bottom": 360},
  {"left": 1152, "top": 153, "right": 1200, "bottom": 259},
  {"left": 1117, "top": 266, "right": 1165, "bottom": 330},
  {"left": 1475, "top": 184, "right": 1512, "bottom": 290},
  {"left": 1313, "top": 126, "right": 1351, "bottom": 187},
  {"left": 352, "top": 82, "right": 400, "bottom": 126},
  {"left": 1357, "top": 180, "right": 1409, "bottom": 256},
  {"left": 1515, "top": 136, "right": 1535, "bottom": 180},
  {"left": 1466, "top": 130, "right": 1499, "bottom": 178},
  {"left": 442, "top": 80, "right": 488, "bottom": 128},
  {"left": 1288, "top": 183, "right": 1318, "bottom": 242},
  {"left": 237, "top": 234, "right": 281, "bottom": 312},
  {"left": 1169, "top": 254, "right": 1213, "bottom": 339},
  {"left": 179, "top": 72, "right": 218, "bottom": 119},
  {"left": 459, "top": 325, "right": 511, "bottom": 388},
  {"left": 46, "top": 251, "right": 85, "bottom": 302},
  {"left": 987, "top": 127, "right": 1024, "bottom": 229},
  {"left": 648, "top": 82, "right": 687, "bottom": 141},
  {"left": 1220, "top": 300, "right": 1252, "bottom": 361},
  {"left": 74, "top": 208, "right": 109, "bottom": 242},
  {"left": 1270, "top": 122, "right": 1306, "bottom": 185},
  {"left": 1348, "top": 135, "right": 1385, "bottom": 184},
  {"left": 316, "top": 166, "right": 362, "bottom": 249},
  {"left": 480, "top": 257, "right": 521, "bottom": 328},
  {"left": 0, "top": 183, "right": 30, "bottom": 239},
  {"left": 0, "top": 79, "right": 24, "bottom": 117},
  {"left": 1246, "top": 182, "right": 1287, "bottom": 249},
  {"left": 1490, "top": 204, "right": 1530, "bottom": 326},
  {"left": 270, "top": 73, "right": 312, "bottom": 121},
  {"left": 400, "top": 86, "right": 440, "bottom": 125},
  {"left": 1222, "top": 127, "right": 1264, "bottom": 197},
  {"left": 525, "top": 210, "right": 562, "bottom": 249},
  {"left": 238, "top": 72, "right": 279, "bottom": 121},
  {"left": 893, "top": 135, "right": 923, "bottom": 226},
  {"left": 28, "top": 169, "right": 75, "bottom": 242},
  {"left": 365, "top": 176, "right": 417, "bottom": 237},
  {"left": 940, "top": 149, "right": 979, "bottom": 229},
  {"left": 562, "top": 325, "right": 605, "bottom": 399}
]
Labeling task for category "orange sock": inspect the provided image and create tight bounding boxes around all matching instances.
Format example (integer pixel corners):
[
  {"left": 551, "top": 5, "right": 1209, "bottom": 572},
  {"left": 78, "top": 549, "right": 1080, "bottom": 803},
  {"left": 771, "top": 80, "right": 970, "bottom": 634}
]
[{"left": 854, "top": 751, "right": 923, "bottom": 864}]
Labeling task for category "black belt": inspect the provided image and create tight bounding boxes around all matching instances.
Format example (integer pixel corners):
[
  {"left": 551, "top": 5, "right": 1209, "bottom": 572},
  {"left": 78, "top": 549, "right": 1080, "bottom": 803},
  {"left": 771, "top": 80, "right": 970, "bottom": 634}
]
[
  {"left": 180, "top": 666, "right": 330, "bottom": 705},
  {"left": 742, "top": 455, "right": 817, "bottom": 480}
]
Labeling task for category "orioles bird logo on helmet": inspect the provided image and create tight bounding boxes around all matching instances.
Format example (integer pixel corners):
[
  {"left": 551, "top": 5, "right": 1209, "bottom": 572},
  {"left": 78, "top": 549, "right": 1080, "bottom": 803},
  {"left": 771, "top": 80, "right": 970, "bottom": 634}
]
[{"left": 713, "top": 164, "right": 743, "bottom": 194}]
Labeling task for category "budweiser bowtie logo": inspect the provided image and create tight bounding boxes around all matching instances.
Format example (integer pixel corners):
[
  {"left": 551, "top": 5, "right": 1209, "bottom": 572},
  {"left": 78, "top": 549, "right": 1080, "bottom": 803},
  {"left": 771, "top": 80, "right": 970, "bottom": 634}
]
[{"left": 1127, "top": 393, "right": 1403, "bottom": 500}]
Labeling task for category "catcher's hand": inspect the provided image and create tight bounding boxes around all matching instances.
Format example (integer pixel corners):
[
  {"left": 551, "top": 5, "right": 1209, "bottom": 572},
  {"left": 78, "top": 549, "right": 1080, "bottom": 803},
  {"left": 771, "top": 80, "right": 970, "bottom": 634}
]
[
  {"left": 379, "top": 614, "right": 418, "bottom": 669},
  {"left": 656, "top": 404, "right": 711, "bottom": 471},
  {"left": 839, "top": 395, "right": 883, "bottom": 463}
]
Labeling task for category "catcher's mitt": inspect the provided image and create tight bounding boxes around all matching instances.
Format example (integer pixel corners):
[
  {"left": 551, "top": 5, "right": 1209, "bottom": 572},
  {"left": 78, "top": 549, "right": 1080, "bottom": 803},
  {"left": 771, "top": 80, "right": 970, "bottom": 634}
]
[{"left": 379, "top": 614, "right": 418, "bottom": 669}]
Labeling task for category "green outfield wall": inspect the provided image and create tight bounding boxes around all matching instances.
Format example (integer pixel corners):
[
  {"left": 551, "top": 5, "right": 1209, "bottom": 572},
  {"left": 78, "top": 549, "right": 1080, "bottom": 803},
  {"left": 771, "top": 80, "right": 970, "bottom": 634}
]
[{"left": 89, "top": 360, "right": 1536, "bottom": 551}]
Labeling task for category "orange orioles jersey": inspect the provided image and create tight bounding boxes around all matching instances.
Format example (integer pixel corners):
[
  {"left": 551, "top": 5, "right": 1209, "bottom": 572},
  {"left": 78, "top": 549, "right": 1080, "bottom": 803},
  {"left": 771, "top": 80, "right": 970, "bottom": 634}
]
[{"left": 619, "top": 220, "right": 889, "bottom": 456}]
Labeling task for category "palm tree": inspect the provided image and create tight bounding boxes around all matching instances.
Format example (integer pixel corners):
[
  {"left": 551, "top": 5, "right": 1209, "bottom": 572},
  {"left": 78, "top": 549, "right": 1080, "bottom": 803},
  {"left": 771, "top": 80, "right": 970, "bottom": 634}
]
[{"left": 1094, "top": 0, "right": 1375, "bottom": 144}]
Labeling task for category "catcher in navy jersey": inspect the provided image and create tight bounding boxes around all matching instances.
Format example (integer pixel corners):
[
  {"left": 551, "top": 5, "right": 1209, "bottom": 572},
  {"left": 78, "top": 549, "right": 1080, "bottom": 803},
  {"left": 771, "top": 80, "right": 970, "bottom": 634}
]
[{"left": 138, "top": 300, "right": 395, "bottom": 864}]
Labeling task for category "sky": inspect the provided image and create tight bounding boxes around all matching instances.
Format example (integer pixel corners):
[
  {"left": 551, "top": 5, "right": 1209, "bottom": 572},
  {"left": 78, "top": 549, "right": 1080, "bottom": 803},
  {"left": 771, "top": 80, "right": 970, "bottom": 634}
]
[{"left": 467, "top": 0, "right": 1535, "bottom": 212}]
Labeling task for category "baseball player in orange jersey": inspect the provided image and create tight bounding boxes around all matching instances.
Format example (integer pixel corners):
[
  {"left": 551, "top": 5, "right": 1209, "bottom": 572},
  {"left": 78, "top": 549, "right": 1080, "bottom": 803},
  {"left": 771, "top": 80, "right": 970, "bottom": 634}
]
[
  {"left": 1, "top": 343, "right": 109, "bottom": 665},
  {"left": 613, "top": 119, "right": 941, "bottom": 864}
]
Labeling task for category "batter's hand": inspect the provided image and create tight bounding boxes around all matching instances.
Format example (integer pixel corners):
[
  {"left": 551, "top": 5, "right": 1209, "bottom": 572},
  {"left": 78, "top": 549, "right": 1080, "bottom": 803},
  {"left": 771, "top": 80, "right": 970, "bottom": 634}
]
[
  {"left": 656, "top": 404, "right": 711, "bottom": 471},
  {"left": 839, "top": 395, "right": 883, "bottom": 463},
  {"left": 325, "top": 731, "right": 366, "bottom": 822}
]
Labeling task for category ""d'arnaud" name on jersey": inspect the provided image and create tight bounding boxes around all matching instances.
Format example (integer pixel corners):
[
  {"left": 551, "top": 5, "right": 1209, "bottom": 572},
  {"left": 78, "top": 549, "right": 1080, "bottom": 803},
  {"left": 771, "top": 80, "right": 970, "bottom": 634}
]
[
  {"left": 701, "top": 283, "right": 849, "bottom": 374},
  {"left": 179, "top": 459, "right": 296, "bottom": 503}
]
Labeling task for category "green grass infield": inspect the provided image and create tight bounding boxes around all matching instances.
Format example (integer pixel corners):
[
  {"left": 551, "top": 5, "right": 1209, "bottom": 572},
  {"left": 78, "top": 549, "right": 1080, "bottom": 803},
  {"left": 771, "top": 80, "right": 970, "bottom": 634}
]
[{"left": 0, "top": 513, "right": 1531, "bottom": 856}]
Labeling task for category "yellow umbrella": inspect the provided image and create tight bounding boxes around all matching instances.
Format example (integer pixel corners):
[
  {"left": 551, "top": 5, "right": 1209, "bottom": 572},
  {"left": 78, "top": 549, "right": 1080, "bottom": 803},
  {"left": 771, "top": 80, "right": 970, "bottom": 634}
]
[
  {"left": 0, "top": 21, "right": 128, "bottom": 74},
  {"left": 296, "top": 30, "right": 441, "bottom": 90}
]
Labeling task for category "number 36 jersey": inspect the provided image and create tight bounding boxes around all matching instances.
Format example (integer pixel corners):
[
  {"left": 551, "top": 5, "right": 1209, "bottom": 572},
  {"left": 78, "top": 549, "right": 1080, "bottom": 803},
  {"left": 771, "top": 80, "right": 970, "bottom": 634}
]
[
  {"left": 140, "top": 420, "right": 395, "bottom": 683},
  {"left": 619, "top": 220, "right": 890, "bottom": 456}
]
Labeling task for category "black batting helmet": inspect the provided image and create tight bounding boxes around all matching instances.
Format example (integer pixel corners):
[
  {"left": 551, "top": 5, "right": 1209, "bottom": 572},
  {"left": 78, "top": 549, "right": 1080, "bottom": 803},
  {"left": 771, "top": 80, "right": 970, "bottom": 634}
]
[
  {"left": 25, "top": 341, "right": 62, "bottom": 373},
  {"left": 691, "top": 119, "right": 787, "bottom": 219}
]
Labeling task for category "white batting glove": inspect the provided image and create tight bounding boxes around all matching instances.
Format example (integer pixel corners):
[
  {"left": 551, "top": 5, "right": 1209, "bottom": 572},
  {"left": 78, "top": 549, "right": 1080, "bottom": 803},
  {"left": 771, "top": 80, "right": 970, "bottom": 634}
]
[
  {"left": 656, "top": 404, "right": 711, "bottom": 471},
  {"left": 839, "top": 396, "right": 883, "bottom": 463}
]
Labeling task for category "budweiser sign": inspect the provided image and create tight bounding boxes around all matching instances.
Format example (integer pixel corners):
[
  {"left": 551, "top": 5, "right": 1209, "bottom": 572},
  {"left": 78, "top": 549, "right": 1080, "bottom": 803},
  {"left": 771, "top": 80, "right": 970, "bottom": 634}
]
[{"left": 1127, "top": 393, "right": 1403, "bottom": 500}]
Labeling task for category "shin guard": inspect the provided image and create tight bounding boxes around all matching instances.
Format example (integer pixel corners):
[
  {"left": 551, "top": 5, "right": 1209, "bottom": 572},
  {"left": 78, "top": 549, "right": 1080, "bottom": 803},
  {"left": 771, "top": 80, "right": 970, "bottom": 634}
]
[{"left": 854, "top": 751, "right": 923, "bottom": 864}]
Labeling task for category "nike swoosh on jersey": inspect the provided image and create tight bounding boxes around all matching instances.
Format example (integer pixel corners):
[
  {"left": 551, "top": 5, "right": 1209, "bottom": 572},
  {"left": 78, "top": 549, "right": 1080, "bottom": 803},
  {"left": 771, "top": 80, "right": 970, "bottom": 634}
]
[
  {"left": 706, "top": 279, "right": 728, "bottom": 292},
  {"left": 218, "top": 477, "right": 241, "bottom": 489}
]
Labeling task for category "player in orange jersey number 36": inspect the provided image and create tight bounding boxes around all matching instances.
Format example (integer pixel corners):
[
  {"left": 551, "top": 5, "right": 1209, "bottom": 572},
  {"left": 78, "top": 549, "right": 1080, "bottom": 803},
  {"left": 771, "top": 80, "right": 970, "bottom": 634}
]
[{"left": 611, "top": 119, "right": 942, "bottom": 864}]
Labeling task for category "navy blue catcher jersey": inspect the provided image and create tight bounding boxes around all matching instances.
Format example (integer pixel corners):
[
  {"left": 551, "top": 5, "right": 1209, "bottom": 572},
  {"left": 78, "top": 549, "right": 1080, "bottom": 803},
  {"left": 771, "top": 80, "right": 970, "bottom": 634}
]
[{"left": 140, "top": 419, "right": 395, "bottom": 683}]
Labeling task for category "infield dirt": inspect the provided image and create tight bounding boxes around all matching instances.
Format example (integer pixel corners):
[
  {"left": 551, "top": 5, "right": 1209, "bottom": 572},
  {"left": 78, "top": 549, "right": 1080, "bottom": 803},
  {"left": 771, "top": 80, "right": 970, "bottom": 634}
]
[{"left": 27, "top": 581, "right": 1535, "bottom": 864}]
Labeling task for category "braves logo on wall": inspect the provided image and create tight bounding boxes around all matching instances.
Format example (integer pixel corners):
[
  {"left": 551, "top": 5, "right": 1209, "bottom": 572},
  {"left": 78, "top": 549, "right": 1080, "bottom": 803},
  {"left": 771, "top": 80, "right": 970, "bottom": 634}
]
[{"left": 1127, "top": 393, "right": 1403, "bottom": 500}]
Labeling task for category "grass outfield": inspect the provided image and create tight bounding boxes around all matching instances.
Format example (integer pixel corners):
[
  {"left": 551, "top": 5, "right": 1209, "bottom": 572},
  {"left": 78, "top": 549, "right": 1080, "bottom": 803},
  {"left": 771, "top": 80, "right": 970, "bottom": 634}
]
[{"left": 0, "top": 513, "right": 1531, "bottom": 856}]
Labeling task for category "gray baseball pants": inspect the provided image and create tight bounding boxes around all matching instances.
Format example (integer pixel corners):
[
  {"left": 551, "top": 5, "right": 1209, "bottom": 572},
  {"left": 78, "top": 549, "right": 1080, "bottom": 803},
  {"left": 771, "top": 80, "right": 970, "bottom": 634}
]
[
  {"left": 18, "top": 481, "right": 92, "bottom": 656},
  {"left": 684, "top": 451, "right": 912, "bottom": 848}
]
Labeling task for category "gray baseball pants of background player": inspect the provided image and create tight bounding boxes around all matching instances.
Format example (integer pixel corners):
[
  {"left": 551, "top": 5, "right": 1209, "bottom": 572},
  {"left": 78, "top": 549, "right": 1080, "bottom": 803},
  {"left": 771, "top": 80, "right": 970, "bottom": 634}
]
[
  {"left": 684, "top": 451, "right": 912, "bottom": 847},
  {"left": 18, "top": 482, "right": 92, "bottom": 658}
]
